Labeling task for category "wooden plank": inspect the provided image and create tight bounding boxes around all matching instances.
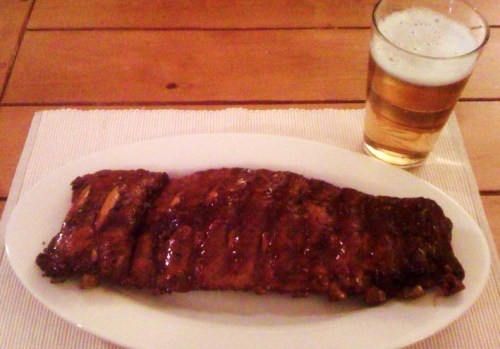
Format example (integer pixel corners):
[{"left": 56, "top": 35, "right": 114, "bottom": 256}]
[
  {"left": 0, "top": 107, "right": 35, "bottom": 197},
  {"left": 473, "top": 0, "right": 500, "bottom": 26},
  {"left": 463, "top": 29, "right": 500, "bottom": 99},
  {"left": 28, "top": 0, "right": 376, "bottom": 29},
  {"left": 0, "top": 0, "right": 32, "bottom": 98},
  {"left": 2, "top": 30, "right": 369, "bottom": 104},
  {"left": 455, "top": 102, "right": 500, "bottom": 192},
  {"left": 27, "top": 0, "right": 500, "bottom": 29},
  {"left": 4, "top": 29, "right": 499, "bottom": 104},
  {"left": 481, "top": 195, "right": 500, "bottom": 255}
]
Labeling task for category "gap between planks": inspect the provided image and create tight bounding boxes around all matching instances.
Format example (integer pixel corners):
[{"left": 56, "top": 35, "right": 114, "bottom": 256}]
[
  {"left": 20, "top": 25, "right": 500, "bottom": 32},
  {"left": 26, "top": 26, "right": 370, "bottom": 32},
  {"left": 480, "top": 191, "right": 500, "bottom": 196},
  {"left": 0, "top": 100, "right": 366, "bottom": 107},
  {"left": 2, "top": 99, "right": 500, "bottom": 108}
]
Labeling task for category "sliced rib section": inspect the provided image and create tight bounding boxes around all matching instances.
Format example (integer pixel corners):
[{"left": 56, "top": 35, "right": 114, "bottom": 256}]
[{"left": 36, "top": 169, "right": 168, "bottom": 287}]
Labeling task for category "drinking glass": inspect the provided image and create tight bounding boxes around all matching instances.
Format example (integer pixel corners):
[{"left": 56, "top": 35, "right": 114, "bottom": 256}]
[{"left": 363, "top": 0, "right": 489, "bottom": 167}]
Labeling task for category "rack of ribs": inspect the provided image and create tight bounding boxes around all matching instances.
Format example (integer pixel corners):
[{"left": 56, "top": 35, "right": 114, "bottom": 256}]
[{"left": 36, "top": 168, "right": 465, "bottom": 305}]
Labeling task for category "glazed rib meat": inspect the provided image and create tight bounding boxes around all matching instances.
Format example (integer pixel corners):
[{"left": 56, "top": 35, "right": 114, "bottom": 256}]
[
  {"left": 36, "top": 170, "right": 168, "bottom": 286},
  {"left": 36, "top": 168, "right": 465, "bottom": 305}
]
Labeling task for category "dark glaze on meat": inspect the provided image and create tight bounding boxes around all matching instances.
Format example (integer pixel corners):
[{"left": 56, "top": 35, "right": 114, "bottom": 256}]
[
  {"left": 36, "top": 168, "right": 465, "bottom": 305},
  {"left": 36, "top": 170, "right": 168, "bottom": 286}
]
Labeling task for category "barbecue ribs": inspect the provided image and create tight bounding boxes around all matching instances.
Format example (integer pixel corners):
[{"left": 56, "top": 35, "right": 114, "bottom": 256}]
[{"left": 36, "top": 168, "right": 465, "bottom": 305}]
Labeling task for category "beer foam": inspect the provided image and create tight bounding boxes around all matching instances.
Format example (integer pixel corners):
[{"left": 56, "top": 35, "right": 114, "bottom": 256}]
[{"left": 371, "top": 7, "right": 479, "bottom": 86}]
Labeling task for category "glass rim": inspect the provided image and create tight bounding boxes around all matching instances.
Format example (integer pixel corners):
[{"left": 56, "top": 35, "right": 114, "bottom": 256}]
[{"left": 372, "top": 0, "right": 490, "bottom": 60}]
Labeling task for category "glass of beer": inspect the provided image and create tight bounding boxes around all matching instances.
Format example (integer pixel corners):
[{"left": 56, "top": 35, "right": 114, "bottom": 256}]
[{"left": 363, "top": 0, "right": 489, "bottom": 167}]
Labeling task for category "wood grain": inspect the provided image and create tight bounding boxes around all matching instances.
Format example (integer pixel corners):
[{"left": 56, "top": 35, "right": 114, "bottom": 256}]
[
  {"left": 28, "top": 0, "right": 377, "bottom": 29},
  {"left": 0, "top": 0, "right": 33, "bottom": 98},
  {"left": 456, "top": 102, "right": 500, "bottom": 192},
  {"left": 473, "top": 0, "right": 500, "bottom": 26},
  {"left": 26, "top": 0, "right": 500, "bottom": 29},
  {"left": 4, "top": 29, "right": 500, "bottom": 105},
  {"left": 2, "top": 30, "right": 369, "bottom": 104},
  {"left": 463, "top": 29, "right": 500, "bottom": 99},
  {"left": 0, "top": 107, "right": 35, "bottom": 197},
  {"left": 482, "top": 196, "right": 500, "bottom": 255}
]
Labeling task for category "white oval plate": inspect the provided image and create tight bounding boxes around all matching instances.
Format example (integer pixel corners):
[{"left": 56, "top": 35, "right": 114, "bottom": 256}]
[{"left": 5, "top": 134, "right": 490, "bottom": 349}]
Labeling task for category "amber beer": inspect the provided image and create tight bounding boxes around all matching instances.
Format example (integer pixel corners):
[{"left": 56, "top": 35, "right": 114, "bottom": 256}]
[
  {"left": 364, "top": 56, "right": 470, "bottom": 166},
  {"left": 363, "top": 2, "right": 488, "bottom": 167}
]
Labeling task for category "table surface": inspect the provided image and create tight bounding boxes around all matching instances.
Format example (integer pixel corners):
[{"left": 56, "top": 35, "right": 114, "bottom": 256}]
[{"left": 0, "top": 0, "right": 498, "bottom": 262}]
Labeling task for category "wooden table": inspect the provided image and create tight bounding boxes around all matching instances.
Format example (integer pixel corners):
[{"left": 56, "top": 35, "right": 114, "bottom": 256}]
[{"left": 0, "top": 0, "right": 498, "bottom": 260}]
